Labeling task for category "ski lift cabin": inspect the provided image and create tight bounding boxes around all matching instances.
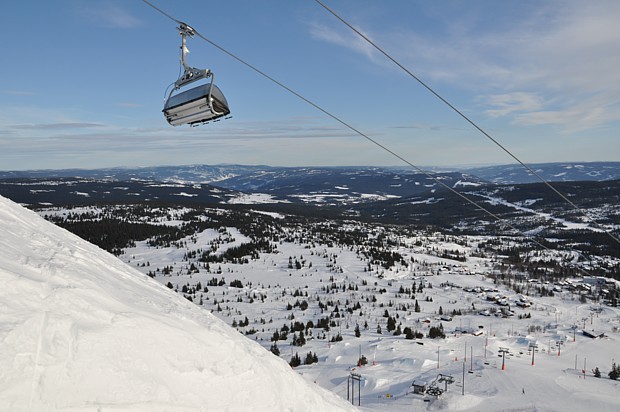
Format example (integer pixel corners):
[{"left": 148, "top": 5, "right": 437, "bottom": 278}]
[
  {"left": 164, "top": 82, "right": 230, "bottom": 126},
  {"left": 163, "top": 23, "right": 231, "bottom": 126}
]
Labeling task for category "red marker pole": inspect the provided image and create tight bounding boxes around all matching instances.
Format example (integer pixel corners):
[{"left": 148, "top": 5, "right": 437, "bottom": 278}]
[
  {"left": 499, "top": 347, "right": 509, "bottom": 371},
  {"left": 529, "top": 343, "right": 537, "bottom": 366}
]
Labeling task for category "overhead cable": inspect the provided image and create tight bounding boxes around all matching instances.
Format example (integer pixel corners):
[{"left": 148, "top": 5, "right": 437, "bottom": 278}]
[{"left": 140, "top": 0, "right": 598, "bottom": 276}]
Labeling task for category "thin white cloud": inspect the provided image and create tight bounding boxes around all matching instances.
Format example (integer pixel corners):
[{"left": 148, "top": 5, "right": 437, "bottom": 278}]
[
  {"left": 480, "top": 1, "right": 620, "bottom": 132},
  {"left": 11, "top": 122, "right": 106, "bottom": 130},
  {"left": 75, "top": 2, "right": 143, "bottom": 29},
  {"left": 2, "top": 90, "right": 35, "bottom": 96},
  {"left": 307, "top": 21, "right": 377, "bottom": 61},
  {"left": 0, "top": 114, "right": 361, "bottom": 169},
  {"left": 482, "top": 93, "right": 544, "bottom": 118},
  {"left": 309, "top": 1, "right": 620, "bottom": 133},
  {"left": 514, "top": 91, "right": 620, "bottom": 133}
]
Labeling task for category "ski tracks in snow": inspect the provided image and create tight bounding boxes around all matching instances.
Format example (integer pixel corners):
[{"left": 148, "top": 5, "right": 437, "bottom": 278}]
[{"left": 28, "top": 310, "right": 48, "bottom": 410}]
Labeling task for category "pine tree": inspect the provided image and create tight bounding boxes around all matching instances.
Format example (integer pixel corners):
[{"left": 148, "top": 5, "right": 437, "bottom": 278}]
[
  {"left": 304, "top": 352, "right": 317, "bottom": 365},
  {"left": 609, "top": 363, "right": 620, "bottom": 380},
  {"left": 355, "top": 324, "right": 361, "bottom": 338},
  {"left": 298, "top": 331, "right": 306, "bottom": 346},
  {"left": 289, "top": 352, "right": 301, "bottom": 367},
  {"left": 387, "top": 316, "right": 396, "bottom": 332},
  {"left": 428, "top": 326, "right": 446, "bottom": 339},
  {"left": 270, "top": 342, "right": 280, "bottom": 356}
]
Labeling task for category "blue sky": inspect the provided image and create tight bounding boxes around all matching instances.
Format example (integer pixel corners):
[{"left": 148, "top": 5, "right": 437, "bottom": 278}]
[{"left": 1, "top": 0, "right": 619, "bottom": 171}]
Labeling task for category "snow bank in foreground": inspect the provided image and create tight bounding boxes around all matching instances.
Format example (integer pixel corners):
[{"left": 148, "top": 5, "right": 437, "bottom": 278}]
[{"left": 0, "top": 195, "right": 357, "bottom": 412}]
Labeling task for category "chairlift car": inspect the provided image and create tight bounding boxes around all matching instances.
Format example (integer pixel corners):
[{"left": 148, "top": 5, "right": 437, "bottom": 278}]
[{"left": 163, "top": 23, "right": 231, "bottom": 126}]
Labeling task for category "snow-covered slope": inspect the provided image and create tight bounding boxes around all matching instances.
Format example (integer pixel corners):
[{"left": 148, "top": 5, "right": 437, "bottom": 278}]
[{"left": 0, "top": 195, "right": 357, "bottom": 411}]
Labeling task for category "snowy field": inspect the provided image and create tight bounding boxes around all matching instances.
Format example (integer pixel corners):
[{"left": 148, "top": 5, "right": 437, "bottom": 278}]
[
  {"left": 114, "top": 209, "right": 620, "bottom": 411},
  {"left": 0, "top": 196, "right": 357, "bottom": 411},
  {"left": 4, "top": 197, "right": 620, "bottom": 411}
]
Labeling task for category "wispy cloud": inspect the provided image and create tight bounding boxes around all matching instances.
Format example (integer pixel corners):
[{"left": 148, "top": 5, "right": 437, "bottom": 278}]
[
  {"left": 0, "top": 114, "right": 365, "bottom": 170},
  {"left": 513, "top": 91, "right": 620, "bottom": 133},
  {"left": 75, "top": 2, "right": 143, "bottom": 29},
  {"left": 484, "top": 1, "right": 620, "bottom": 132},
  {"left": 389, "top": 123, "right": 459, "bottom": 132},
  {"left": 10, "top": 122, "right": 106, "bottom": 130},
  {"left": 307, "top": 21, "right": 377, "bottom": 62},
  {"left": 482, "top": 93, "right": 544, "bottom": 118},
  {"left": 2, "top": 90, "right": 35, "bottom": 96},
  {"left": 309, "top": 1, "right": 620, "bottom": 133}
]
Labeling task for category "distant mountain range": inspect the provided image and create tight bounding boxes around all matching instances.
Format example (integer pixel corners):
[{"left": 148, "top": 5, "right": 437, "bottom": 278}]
[
  {"left": 2, "top": 162, "right": 619, "bottom": 247},
  {"left": 2, "top": 162, "right": 618, "bottom": 187},
  {"left": 1, "top": 162, "right": 619, "bottom": 211},
  {"left": 463, "top": 162, "right": 620, "bottom": 184}
]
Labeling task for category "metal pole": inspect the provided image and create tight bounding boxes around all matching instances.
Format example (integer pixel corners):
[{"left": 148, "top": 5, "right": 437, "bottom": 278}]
[
  {"left": 349, "top": 373, "right": 361, "bottom": 406},
  {"left": 180, "top": 31, "right": 189, "bottom": 70},
  {"left": 529, "top": 343, "right": 537, "bottom": 366},
  {"left": 470, "top": 346, "right": 473, "bottom": 371},
  {"left": 584, "top": 358, "right": 586, "bottom": 380},
  {"left": 358, "top": 376, "right": 361, "bottom": 406},
  {"left": 464, "top": 341, "right": 467, "bottom": 363},
  {"left": 485, "top": 336, "right": 488, "bottom": 360},
  {"left": 575, "top": 354, "right": 577, "bottom": 370},
  {"left": 462, "top": 361, "right": 465, "bottom": 396},
  {"left": 499, "top": 347, "right": 509, "bottom": 371}
]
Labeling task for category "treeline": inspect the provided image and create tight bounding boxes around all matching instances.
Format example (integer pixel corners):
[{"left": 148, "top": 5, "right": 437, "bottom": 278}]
[
  {"left": 45, "top": 205, "right": 285, "bottom": 255},
  {"left": 49, "top": 218, "right": 172, "bottom": 255}
]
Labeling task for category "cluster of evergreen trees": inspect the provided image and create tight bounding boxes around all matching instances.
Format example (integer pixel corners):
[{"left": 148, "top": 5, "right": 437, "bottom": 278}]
[
  {"left": 289, "top": 352, "right": 318, "bottom": 367},
  {"left": 608, "top": 363, "right": 620, "bottom": 380},
  {"left": 200, "top": 239, "right": 275, "bottom": 264},
  {"left": 591, "top": 362, "right": 620, "bottom": 380}
]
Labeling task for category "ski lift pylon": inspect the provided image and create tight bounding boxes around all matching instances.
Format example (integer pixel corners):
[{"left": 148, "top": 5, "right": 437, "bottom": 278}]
[{"left": 163, "top": 23, "right": 230, "bottom": 126}]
